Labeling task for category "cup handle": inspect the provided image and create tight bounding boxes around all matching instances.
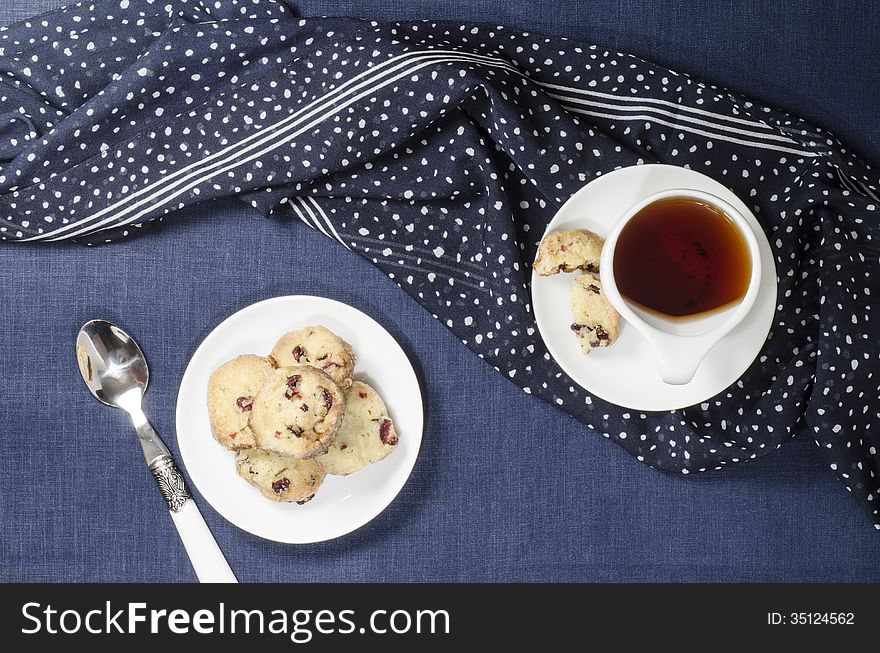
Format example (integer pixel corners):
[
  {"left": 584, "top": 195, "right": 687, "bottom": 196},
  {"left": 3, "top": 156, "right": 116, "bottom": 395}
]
[{"left": 650, "top": 334, "right": 714, "bottom": 386}]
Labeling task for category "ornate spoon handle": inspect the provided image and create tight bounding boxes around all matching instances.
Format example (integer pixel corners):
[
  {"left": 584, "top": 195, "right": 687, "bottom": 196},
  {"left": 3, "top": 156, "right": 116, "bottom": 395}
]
[{"left": 148, "top": 455, "right": 237, "bottom": 583}]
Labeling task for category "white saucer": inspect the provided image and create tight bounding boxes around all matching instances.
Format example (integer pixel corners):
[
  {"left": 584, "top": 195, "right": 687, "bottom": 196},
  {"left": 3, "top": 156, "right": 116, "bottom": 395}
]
[
  {"left": 176, "top": 296, "right": 424, "bottom": 543},
  {"left": 531, "top": 164, "right": 777, "bottom": 411}
]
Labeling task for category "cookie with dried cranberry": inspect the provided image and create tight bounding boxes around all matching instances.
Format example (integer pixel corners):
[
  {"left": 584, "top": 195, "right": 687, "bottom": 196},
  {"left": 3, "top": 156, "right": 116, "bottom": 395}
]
[
  {"left": 269, "top": 326, "right": 355, "bottom": 389},
  {"left": 249, "top": 365, "right": 345, "bottom": 458},
  {"left": 315, "top": 381, "right": 399, "bottom": 476},
  {"left": 533, "top": 229, "right": 604, "bottom": 276},
  {"left": 207, "top": 355, "right": 274, "bottom": 451},
  {"left": 570, "top": 274, "right": 620, "bottom": 353},
  {"left": 234, "top": 448, "right": 325, "bottom": 503}
]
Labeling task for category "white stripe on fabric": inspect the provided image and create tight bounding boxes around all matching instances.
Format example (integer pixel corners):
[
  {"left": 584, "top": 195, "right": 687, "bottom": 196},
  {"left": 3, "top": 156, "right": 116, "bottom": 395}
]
[
  {"left": 305, "top": 197, "right": 350, "bottom": 250},
  {"left": 347, "top": 233, "right": 488, "bottom": 273},
  {"left": 543, "top": 91, "right": 796, "bottom": 143},
  {"left": 53, "top": 53, "right": 518, "bottom": 241},
  {"left": 836, "top": 167, "right": 861, "bottom": 195},
  {"left": 285, "top": 197, "right": 317, "bottom": 228},
  {"left": 557, "top": 102, "right": 818, "bottom": 158},
  {"left": 835, "top": 167, "right": 880, "bottom": 202},
  {"left": 294, "top": 196, "right": 333, "bottom": 241},
  {"left": 356, "top": 247, "right": 492, "bottom": 295},
  {"left": 537, "top": 81, "right": 779, "bottom": 131},
  {"left": 22, "top": 49, "right": 482, "bottom": 241},
  {"left": 442, "top": 51, "right": 803, "bottom": 148},
  {"left": 348, "top": 234, "right": 492, "bottom": 285},
  {"left": 851, "top": 177, "right": 880, "bottom": 203}
]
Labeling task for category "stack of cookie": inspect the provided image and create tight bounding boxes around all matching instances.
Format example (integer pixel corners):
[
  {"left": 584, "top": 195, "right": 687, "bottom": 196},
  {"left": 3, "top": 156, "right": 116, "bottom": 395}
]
[
  {"left": 207, "top": 326, "right": 399, "bottom": 504},
  {"left": 534, "top": 229, "right": 621, "bottom": 354}
]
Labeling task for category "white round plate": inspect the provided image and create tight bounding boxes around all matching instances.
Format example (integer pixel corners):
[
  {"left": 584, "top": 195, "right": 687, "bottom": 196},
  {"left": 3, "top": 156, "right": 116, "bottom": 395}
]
[
  {"left": 532, "top": 164, "right": 777, "bottom": 411},
  {"left": 176, "top": 296, "right": 424, "bottom": 543}
]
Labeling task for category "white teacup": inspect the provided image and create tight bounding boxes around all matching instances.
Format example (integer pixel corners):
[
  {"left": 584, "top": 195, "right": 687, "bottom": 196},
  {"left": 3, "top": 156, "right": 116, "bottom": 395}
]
[{"left": 599, "top": 189, "right": 762, "bottom": 385}]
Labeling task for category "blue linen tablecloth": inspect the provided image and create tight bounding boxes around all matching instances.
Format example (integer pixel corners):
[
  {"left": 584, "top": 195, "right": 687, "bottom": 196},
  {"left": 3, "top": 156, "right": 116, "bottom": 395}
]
[{"left": 2, "top": 0, "right": 880, "bottom": 582}]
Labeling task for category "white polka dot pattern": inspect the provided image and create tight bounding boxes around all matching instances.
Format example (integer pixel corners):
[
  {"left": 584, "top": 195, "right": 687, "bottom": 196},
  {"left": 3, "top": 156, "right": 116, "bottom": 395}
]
[{"left": 1, "top": 0, "right": 878, "bottom": 528}]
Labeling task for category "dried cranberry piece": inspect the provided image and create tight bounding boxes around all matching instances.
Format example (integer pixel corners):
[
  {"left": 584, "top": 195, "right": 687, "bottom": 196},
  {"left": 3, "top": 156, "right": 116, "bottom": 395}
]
[
  {"left": 340, "top": 444, "right": 348, "bottom": 450},
  {"left": 271, "top": 478, "right": 290, "bottom": 494},
  {"left": 358, "top": 391, "right": 368, "bottom": 399},
  {"left": 596, "top": 326, "right": 610, "bottom": 341},
  {"left": 588, "top": 284, "right": 601, "bottom": 294},
  {"left": 379, "top": 418, "right": 398, "bottom": 446},
  {"left": 321, "top": 387, "right": 333, "bottom": 411},
  {"left": 570, "top": 323, "right": 584, "bottom": 332},
  {"left": 235, "top": 396, "right": 253, "bottom": 412},
  {"left": 291, "top": 345, "right": 305, "bottom": 362},
  {"left": 287, "top": 425, "right": 304, "bottom": 438},
  {"left": 300, "top": 403, "right": 309, "bottom": 412},
  {"left": 284, "top": 374, "right": 302, "bottom": 400}
]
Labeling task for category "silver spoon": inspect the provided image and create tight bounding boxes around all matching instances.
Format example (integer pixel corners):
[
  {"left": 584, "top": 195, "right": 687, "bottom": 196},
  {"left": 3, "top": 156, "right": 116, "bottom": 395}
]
[{"left": 76, "top": 319, "right": 237, "bottom": 583}]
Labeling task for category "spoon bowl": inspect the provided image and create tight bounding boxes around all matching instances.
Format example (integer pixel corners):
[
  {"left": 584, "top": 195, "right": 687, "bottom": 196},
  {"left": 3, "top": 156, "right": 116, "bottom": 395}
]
[{"left": 76, "top": 319, "right": 149, "bottom": 409}]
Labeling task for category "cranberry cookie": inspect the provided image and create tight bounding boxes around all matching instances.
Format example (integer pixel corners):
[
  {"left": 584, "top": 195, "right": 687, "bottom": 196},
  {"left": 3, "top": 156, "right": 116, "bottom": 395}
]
[
  {"left": 533, "top": 229, "right": 604, "bottom": 276},
  {"left": 235, "top": 448, "right": 325, "bottom": 503},
  {"left": 269, "top": 326, "right": 355, "bottom": 389},
  {"left": 570, "top": 274, "right": 620, "bottom": 353},
  {"left": 315, "top": 381, "right": 399, "bottom": 476},
  {"left": 249, "top": 365, "right": 345, "bottom": 458},
  {"left": 207, "top": 355, "right": 274, "bottom": 450}
]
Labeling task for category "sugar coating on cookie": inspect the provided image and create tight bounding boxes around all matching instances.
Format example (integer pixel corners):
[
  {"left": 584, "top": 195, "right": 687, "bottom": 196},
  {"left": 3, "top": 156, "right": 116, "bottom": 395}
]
[
  {"left": 270, "top": 326, "right": 355, "bottom": 389},
  {"left": 534, "top": 229, "right": 604, "bottom": 276},
  {"left": 207, "top": 355, "right": 274, "bottom": 450},
  {"left": 570, "top": 274, "right": 620, "bottom": 353},
  {"left": 315, "top": 381, "right": 399, "bottom": 476},
  {"left": 249, "top": 365, "right": 345, "bottom": 458},
  {"left": 235, "top": 448, "right": 326, "bottom": 503}
]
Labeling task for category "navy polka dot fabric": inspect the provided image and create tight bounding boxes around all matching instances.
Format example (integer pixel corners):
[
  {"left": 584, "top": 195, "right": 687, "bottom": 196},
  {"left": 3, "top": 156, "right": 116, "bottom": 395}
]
[{"left": 1, "top": 0, "right": 878, "bottom": 528}]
